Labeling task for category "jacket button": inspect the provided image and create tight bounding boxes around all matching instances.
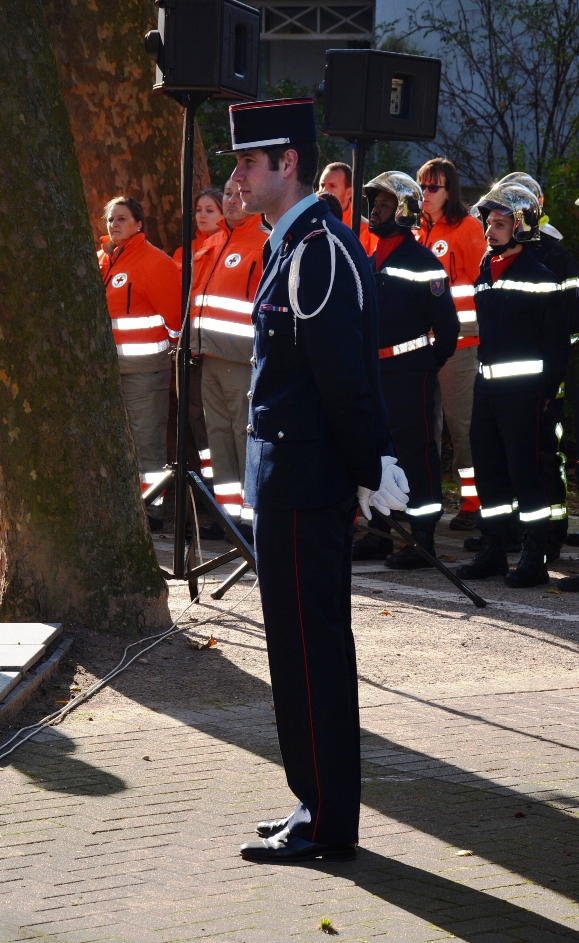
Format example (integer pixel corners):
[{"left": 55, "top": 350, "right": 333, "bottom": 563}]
[
  {"left": 250, "top": 356, "right": 256, "bottom": 366},
  {"left": 268, "top": 329, "right": 275, "bottom": 336},
  {"left": 277, "top": 431, "right": 284, "bottom": 438},
  {"left": 247, "top": 424, "right": 253, "bottom": 434},
  {"left": 247, "top": 390, "right": 253, "bottom": 400}
]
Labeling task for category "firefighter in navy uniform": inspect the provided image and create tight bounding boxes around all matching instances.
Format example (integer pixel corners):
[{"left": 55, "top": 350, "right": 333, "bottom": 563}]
[
  {"left": 457, "top": 183, "right": 569, "bottom": 588},
  {"left": 498, "top": 173, "right": 579, "bottom": 557},
  {"left": 219, "top": 98, "right": 410, "bottom": 864},
  {"left": 352, "top": 172, "right": 459, "bottom": 567}
]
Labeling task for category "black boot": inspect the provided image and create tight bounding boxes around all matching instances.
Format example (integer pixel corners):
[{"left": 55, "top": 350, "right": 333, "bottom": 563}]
[
  {"left": 504, "top": 528, "right": 549, "bottom": 588},
  {"left": 385, "top": 528, "right": 435, "bottom": 570},
  {"left": 456, "top": 535, "right": 508, "bottom": 580},
  {"left": 353, "top": 512, "right": 393, "bottom": 560}
]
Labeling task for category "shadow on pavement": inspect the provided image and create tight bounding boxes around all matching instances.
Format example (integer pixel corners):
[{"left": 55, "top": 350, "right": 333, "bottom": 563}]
[
  {"left": 310, "top": 849, "right": 579, "bottom": 941},
  {"left": 5, "top": 728, "right": 127, "bottom": 796}
]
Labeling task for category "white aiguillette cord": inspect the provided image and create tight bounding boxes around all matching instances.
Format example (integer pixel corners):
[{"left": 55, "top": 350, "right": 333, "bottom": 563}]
[{"left": 288, "top": 221, "right": 364, "bottom": 337}]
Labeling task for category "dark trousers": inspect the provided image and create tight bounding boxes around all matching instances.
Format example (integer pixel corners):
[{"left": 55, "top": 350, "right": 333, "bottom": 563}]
[
  {"left": 380, "top": 369, "right": 442, "bottom": 524},
  {"left": 471, "top": 386, "right": 550, "bottom": 535},
  {"left": 539, "top": 397, "right": 567, "bottom": 537},
  {"left": 254, "top": 499, "right": 360, "bottom": 845}
]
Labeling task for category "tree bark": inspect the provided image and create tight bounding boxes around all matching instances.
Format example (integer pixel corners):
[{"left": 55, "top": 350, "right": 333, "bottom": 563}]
[
  {"left": 42, "top": 0, "right": 210, "bottom": 254},
  {"left": 0, "top": 0, "right": 171, "bottom": 636}
]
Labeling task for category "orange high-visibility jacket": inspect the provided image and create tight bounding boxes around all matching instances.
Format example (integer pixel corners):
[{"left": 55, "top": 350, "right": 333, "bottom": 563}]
[
  {"left": 415, "top": 215, "right": 487, "bottom": 348},
  {"left": 191, "top": 213, "right": 269, "bottom": 364},
  {"left": 98, "top": 232, "right": 181, "bottom": 372},
  {"left": 342, "top": 204, "right": 379, "bottom": 256}
]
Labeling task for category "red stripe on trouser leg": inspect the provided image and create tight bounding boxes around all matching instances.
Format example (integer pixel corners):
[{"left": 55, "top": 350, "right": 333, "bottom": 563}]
[
  {"left": 215, "top": 494, "right": 243, "bottom": 506},
  {"left": 293, "top": 509, "right": 322, "bottom": 841},
  {"left": 459, "top": 476, "right": 480, "bottom": 513}
]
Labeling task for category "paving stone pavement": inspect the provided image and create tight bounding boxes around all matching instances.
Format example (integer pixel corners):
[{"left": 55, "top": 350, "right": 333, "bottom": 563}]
[{"left": 2, "top": 528, "right": 579, "bottom": 942}]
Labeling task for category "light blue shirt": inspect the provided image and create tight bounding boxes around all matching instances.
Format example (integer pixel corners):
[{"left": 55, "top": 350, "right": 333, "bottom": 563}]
[{"left": 268, "top": 193, "right": 320, "bottom": 257}]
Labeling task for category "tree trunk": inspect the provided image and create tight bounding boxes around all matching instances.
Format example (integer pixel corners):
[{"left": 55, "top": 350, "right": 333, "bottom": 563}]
[
  {"left": 42, "top": 0, "right": 210, "bottom": 254},
  {"left": 0, "top": 0, "right": 170, "bottom": 637}
]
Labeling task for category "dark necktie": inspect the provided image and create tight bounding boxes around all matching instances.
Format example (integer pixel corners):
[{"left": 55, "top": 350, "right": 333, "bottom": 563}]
[{"left": 263, "top": 239, "right": 272, "bottom": 267}]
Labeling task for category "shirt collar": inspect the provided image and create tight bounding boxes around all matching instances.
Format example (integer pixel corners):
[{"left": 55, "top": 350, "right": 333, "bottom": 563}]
[{"left": 267, "top": 193, "right": 319, "bottom": 257}]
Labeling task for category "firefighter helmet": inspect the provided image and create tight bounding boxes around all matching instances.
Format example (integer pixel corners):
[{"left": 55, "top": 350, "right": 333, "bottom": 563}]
[
  {"left": 498, "top": 172, "right": 543, "bottom": 205},
  {"left": 472, "top": 183, "right": 541, "bottom": 242},
  {"left": 363, "top": 171, "right": 423, "bottom": 229}
]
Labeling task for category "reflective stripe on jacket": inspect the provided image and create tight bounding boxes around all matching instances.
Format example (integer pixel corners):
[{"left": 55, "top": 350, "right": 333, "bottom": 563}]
[
  {"left": 98, "top": 233, "right": 181, "bottom": 373},
  {"left": 190, "top": 214, "right": 268, "bottom": 364},
  {"left": 416, "top": 214, "right": 487, "bottom": 344}
]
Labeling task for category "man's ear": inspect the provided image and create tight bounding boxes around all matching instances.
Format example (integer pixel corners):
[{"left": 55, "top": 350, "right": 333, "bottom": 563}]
[
  {"left": 281, "top": 148, "right": 299, "bottom": 179},
  {"left": 345, "top": 186, "right": 353, "bottom": 202}
]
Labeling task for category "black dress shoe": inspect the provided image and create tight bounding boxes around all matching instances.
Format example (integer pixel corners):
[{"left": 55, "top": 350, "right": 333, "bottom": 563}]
[
  {"left": 559, "top": 575, "right": 579, "bottom": 592},
  {"left": 240, "top": 833, "right": 357, "bottom": 863},
  {"left": 256, "top": 815, "right": 290, "bottom": 837}
]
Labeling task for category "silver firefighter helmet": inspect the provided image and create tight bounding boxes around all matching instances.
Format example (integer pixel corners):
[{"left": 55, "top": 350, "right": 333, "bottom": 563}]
[
  {"left": 363, "top": 171, "right": 423, "bottom": 229},
  {"left": 472, "top": 183, "right": 541, "bottom": 242},
  {"left": 498, "top": 172, "right": 543, "bottom": 205}
]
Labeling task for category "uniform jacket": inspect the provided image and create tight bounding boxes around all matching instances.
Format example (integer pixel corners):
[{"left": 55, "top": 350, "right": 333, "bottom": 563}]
[
  {"left": 342, "top": 204, "right": 379, "bottom": 256},
  {"left": 245, "top": 200, "right": 391, "bottom": 510},
  {"left": 97, "top": 233, "right": 181, "bottom": 375},
  {"left": 190, "top": 214, "right": 269, "bottom": 364},
  {"left": 416, "top": 214, "right": 487, "bottom": 344},
  {"left": 523, "top": 233, "right": 579, "bottom": 336},
  {"left": 373, "top": 233, "right": 459, "bottom": 373},
  {"left": 474, "top": 247, "right": 569, "bottom": 401}
]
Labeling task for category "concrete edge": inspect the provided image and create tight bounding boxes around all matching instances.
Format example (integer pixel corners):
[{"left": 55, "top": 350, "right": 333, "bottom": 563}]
[{"left": 0, "top": 636, "right": 73, "bottom": 724}]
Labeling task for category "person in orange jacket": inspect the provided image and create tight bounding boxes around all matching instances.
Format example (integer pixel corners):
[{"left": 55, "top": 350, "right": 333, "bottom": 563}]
[
  {"left": 319, "top": 161, "right": 378, "bottom": 256},
  {"left": 98, "top": 196, "right": 181, "bottom": 530},
  {"left": 174, "top": 188, "right": 225, "bottom": 481},
  {"left": 415, "top": 158, "right": 488, "bottom": 530},
  {"left": 191, "top": 177, "right": 269, "bottom": 540}
]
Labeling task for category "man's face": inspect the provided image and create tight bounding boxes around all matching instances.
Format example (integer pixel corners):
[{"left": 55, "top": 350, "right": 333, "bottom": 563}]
[
  {"left": 486, "top": 209, "right": 515, "bottom": 249},
  {"left": 369, "top": 191, "right": 398, "bottom": 230},
  {"left": 223, "top": 178, "right": 250, "bottom": 226},
  {"left": 231, "top": 149, "right": 289, "bottom": 216},
  {"left": 319, "top": 168, "right": 352, "bottom": 211}
]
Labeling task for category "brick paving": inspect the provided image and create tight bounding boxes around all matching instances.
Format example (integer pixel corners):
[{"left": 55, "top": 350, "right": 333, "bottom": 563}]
[{"left": 2, "top": 528, "right": 579, "bottom": 942}]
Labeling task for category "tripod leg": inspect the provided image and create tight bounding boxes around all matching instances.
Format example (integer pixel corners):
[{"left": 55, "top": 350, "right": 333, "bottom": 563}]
[{"left": 210, "top": 561, "right": 251, "bottom": 600}]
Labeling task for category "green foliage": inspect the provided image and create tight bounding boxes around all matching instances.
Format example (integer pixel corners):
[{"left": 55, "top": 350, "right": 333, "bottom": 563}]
[
  {"left": 319, "top": 916, "right": 338, "bottom": 934},
  {"left": 544, "top": 131, "right": 579, "bottom": 261}
]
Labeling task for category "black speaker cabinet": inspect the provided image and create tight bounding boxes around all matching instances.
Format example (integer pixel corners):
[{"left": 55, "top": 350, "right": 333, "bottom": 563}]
[
  {"left": 321, "top": 49, "right": 441, "bottom": 142},
  {"left": 145, "top": 0, "right": 260, "bottom": 99}
]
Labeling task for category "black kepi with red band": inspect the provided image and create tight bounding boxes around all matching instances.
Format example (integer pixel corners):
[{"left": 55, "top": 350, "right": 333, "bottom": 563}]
[{"left": 216, "top": 98, "right": 317, "bottom": 153}]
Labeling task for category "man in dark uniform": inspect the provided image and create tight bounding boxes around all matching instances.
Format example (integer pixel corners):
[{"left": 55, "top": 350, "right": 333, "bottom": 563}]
[
  {"left": 221, "top": 99, "right": 410, "bottom": 863},
  {"left": 352, "top": 172, "right": 459, "bottom": 567},
  {"left": 457, "top": 183, "right": 569, "bottom": 588},
  {"left": 498, "top": 173, "right": 579, "bottom": 557}
]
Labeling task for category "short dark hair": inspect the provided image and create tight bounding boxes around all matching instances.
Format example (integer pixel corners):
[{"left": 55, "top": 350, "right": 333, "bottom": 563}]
[
  {"left": 102, "top": 196, "right": 145, "bottom": 231},
  {"left": 317, "top": 191, "right": 343, "bottom": 221},
  {"left": 265, "top": 142, "right": 320, "bottom": 189},
  {"left": 195, "top": 188, "right": 224, "bottom": 214},
  {"left": 417, "top": 158, "right": 469, "bottom": 226},
  {"left": 322, "top": 161, "right": 352, "bottom": 187}
]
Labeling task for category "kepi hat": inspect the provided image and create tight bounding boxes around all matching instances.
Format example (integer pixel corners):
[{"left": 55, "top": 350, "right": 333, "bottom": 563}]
[{"left": 216, "top": 98, "right": 317, "bottom": 154}]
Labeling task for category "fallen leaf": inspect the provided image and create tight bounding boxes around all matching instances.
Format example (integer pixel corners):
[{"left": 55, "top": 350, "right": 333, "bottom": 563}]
[
  {"left": 456, "top": 849, "right": 473, "bottom": 856},
  {"left": 544, "top": 589, "right": 561, "bottom": 595},
  {"left": 70, "top": 685, "right": 81, "bottom": 692},
  {"left": 379, "top": 609, "right": 392, "bottom": 616},
  {"left": 187, "top": 635, "right": 217, "bottom": 650},
  {"left": 371, "top": 589, "right": 383, "bottom": 594},
  {"left": 55, "top": 699, "right": 70, "bottom": 705},
  {"left": 142, "top": 755, "right": 150, "bottom": 761},
  {"left": 514, "top": 811, "right": 526, "bottom": 818},
  {"left": 439, "top": 555, "right": 457, "bottom": 562}
]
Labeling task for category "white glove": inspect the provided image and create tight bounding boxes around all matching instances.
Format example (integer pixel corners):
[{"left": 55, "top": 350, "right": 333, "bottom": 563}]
[{"left": 357, "top": 456, "right": 409, "bottom": 521}]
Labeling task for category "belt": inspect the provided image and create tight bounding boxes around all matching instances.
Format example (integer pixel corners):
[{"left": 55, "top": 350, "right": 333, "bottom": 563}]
[
  {"left": 479, "top": 360, "right": 543, "bottom": 379},
  {"left": 379, "top": 334, "right": 428, "bottom": 359}
]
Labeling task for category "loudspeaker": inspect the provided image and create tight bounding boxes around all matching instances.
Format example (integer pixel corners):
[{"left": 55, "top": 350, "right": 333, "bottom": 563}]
[
  {"left": 321, "top": 49, "right": 441, "bottom": 142},
  {"left": 145, "top": 0, "right": 260, "bottom": 100}
]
